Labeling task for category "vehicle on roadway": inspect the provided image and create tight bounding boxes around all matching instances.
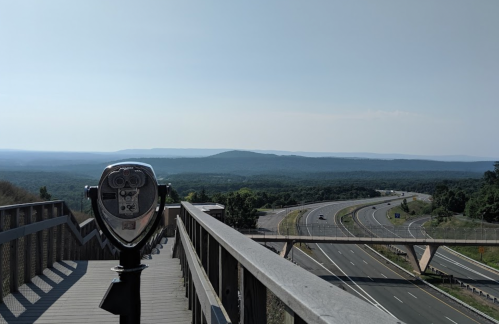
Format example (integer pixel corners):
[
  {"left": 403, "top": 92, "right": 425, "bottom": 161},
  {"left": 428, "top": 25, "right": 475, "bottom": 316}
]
[
  {"left": 318, "top": 214, "right": 325, "bottom": 220},
  {"left": 372, "top": 206, "right": 376, "bottom": 209},
  {"left": 387, "top": 203, "right": 390, "bottom": 205}
]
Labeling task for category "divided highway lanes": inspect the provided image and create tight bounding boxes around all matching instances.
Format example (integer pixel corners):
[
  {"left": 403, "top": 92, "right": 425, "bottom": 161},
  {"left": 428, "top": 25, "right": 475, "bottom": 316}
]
[
  {"left": 304, "top": 201, "right": 484, "bottom": 324},
  {"left": 356, "top": 202, "right": 499, "bottom": 304},
  {"left": 257, "top": 197, "right": 490, "bottom": 323}
]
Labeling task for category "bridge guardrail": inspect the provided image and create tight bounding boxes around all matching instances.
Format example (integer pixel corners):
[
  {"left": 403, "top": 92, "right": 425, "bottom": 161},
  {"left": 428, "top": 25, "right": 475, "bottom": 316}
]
[{"left": 173, "top": 202, "right": 401, "bottom": 324}]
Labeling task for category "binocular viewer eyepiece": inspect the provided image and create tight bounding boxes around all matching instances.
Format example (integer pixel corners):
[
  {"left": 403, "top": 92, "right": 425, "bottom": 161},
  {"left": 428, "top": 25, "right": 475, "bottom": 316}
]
[{"left": 85, "top": 162, "right": 169, "bottom": 250}]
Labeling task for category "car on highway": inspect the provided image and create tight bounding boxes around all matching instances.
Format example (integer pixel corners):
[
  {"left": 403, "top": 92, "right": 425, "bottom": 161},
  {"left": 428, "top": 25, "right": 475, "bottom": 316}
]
[
  {"left": 372, "top": 206, "right": 376, "bottom": 209},
  {"left": 387, "top": 203, "right": 390, "bottom": 205},
  {"left": 318, "top": 214, "right": 325, "bottom": 220}
]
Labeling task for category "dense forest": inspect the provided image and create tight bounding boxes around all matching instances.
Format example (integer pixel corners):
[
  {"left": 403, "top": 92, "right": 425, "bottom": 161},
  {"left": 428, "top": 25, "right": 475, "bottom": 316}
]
[
  {"left": 429, "top": 162, "right": 499, "bottom": 222},
  {"left": 1, "top": 151, "right": 496, "bottom": 228},
  {"left": 0, "top": 169, "right": 483, "bottom": 214}
]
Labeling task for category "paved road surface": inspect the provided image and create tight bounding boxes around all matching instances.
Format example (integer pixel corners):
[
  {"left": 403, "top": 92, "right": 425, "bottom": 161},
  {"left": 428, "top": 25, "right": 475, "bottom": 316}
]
[
  {"left": 357, "top": 201, "right": 499, "bottom": 303},
  {"left": 259, "top": 196, "right": 489, "bottom": 324}
]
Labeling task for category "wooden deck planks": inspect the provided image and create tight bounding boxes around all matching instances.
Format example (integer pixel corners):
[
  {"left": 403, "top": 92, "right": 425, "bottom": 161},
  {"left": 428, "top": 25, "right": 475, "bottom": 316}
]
[{"left": 0, "top": 238, "right": 191, "bottom": 324}]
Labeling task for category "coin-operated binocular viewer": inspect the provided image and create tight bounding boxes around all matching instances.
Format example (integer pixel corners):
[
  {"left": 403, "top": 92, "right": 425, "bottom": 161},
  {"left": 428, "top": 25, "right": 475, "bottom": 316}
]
[{"left": 85, "top": 162, "right": 170, "bottom": 324}]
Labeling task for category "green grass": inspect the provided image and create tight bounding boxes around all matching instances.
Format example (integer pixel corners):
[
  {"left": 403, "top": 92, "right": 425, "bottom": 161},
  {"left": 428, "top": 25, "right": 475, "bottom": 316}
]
[
  {"left": 369, "top": 244, "right": 499, "bottom": 320},
  {"left": 438, "top": 285, "right": 499, "bottom": 319},
  {"left": 369, "top": 244, "right": 414, "bottom": 273},
  {"left": 386, "top": 200, "right": 431, "bottom": 226},
  {"left": 278, "top": 210, "right": 304, "bottom": 235},
  {"left": 336, "top": 203, "right": 372, "bottom": 226},
  {"left": 277, "top": 209, "right": 314, "bottom": 255}
]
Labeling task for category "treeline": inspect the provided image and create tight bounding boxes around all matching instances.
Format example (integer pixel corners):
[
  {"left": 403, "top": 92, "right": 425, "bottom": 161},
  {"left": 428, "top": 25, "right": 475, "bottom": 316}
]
[
  {"left": 464, "top": 163, "right": 499, "bottom": 222},
  {"left": 165, "top": 171, "right": 482, "bottom": 198},
  {"left": 0, "top": 171, "right": 96, "bottom": 213},
  {"left": 172, "top": 186, "right": 380, "bottom": 229},
  {"left": 0, "top": 170, "right": 484, "bottom": 215},
  {"left": 431, "top": 162, "right": 499, "bottom": 222}
]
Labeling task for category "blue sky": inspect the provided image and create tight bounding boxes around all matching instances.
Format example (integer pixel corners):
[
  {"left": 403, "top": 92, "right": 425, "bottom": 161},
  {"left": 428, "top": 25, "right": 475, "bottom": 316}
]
[{"left": 1, "top": 1, "right": 498, "bottom": 158}]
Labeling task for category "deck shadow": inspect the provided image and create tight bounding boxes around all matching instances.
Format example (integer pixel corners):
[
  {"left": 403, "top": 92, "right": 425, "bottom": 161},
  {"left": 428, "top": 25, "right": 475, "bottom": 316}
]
[{"left": 0, "top": 260, "right": 89, "bottom": 323}]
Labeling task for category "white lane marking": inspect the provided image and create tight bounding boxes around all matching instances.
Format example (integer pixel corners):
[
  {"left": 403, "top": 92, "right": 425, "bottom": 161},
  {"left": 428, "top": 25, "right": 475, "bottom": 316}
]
[
  {"left": 350, "top": 250, "right": 354, "bottom": 253},
  {"left": 382, "top": 216, "right": 499, "bottom": 284},
  {"left": 445, "top": 316, "right": 458, "bottom": 324},
  {"left": 381, "top": 273, "right": 387, "bottom": 278},
  {"left": 393, "top": 296, "right": 403, "bottom": 303},
  {"left": 416, "top": 245, "right": 499, "bottom": 283},
  {"left": 372, "top": 210, "right": 383, "bottom": 225},
  {"left": 306, "top": 218, "right": 396, "bottom": 318},
  {"left": 407, "top": 218, "right": 423, "bottom": 238},
  {"left": 338, "top": 251, "right": 342, "bottom": 254},
  {"left": 408, "top": 292, "right": 417, "bottom": 299},
  {"left": 350, "top": 262, "right": 355, "bottom": 266},
  {"left": 363, "top": 260, "right": 368, "bottom": 264},
  {"left": 368, "top": 276, "right": 374, "bottom": 281},
  {"left": 294, "top": 245, "right": 389, "bottom": 313}
]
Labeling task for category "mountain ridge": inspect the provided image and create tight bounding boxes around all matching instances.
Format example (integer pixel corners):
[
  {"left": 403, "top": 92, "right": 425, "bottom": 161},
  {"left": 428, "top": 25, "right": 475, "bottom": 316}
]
[{"left": 1, "top": 148, "right": 497, "bottom": 162}]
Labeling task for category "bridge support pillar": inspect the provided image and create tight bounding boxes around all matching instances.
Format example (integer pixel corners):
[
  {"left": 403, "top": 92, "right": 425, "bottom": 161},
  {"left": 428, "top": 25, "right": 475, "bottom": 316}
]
[
  {"left": 419, "top": 244, "right": 439, "bottom": 274},
  {"left": 404, "top": 245, "right": 422, "bottom": 274},
  {"left": 280, "top": 240, "right": 294, "bottom": 259}
]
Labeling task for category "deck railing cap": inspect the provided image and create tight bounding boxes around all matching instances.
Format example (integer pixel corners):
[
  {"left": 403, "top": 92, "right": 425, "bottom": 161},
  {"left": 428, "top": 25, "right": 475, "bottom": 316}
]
[{"left": 181, "top": 201, "right": 401, "bottom": 324}]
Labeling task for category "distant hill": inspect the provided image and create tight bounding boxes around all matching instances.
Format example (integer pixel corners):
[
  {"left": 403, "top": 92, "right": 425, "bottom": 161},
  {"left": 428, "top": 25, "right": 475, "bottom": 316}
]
[
  {"left": 0, "top": 150, "right": 495, "bottom": 179},
  {"left": 1, "top": 148, "right": 497, "bottom": 162}
]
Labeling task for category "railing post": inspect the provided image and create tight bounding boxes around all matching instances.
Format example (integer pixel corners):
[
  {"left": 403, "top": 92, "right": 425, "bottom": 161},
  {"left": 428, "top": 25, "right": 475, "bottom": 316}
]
[
  {"left": 47, "top": 203, "right": 54, "bottom": 268},
  {"left": 25, "top": 206, "right": 33, "bottom": 283},
  {"left": 10, "top": 208, "right": 19, "bottom": 293},
  {"left": 208, "top": 235, "right": 219, "bottom": 291},
  {"left": 36, "top": 206, "right": 44, "bottom": 274},
  {"left": 220, "top": 246, "right": 239, "bottom": 323},
  {"left": 200, "top": 227, "right": 208, "bottom": 272},
  {"left": 189, "top": 269, "right": 193, "bottom": 310},
  {"left": 0, "top": 209, "right": 4, "bottom": 303},
  {"left": 56, "top": 202, "right": 63, "bottom": 262},
  {"left": 240, "top": 267, "right": 267, "bottom": 324},
  {"left": 284, "top": 305, "right": 306, "bottom": 324},
  {"left": 195, "top": 221, "right": 201, "bottom": 257}
]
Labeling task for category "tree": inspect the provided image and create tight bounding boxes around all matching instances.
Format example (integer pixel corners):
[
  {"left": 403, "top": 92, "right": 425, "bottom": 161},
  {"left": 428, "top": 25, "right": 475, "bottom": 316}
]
[
  {"left": 401, "top": 198, "right": 409, "bottom": 213},
  {"left": 165, "top": 188, "right": 181, "bottom": 204},
  {"left": 224, "top": 189, "right": 258, "bottom": 229},
  {"left": 185, "top": 191, "right": 199, "bottom": 203},
  {"left": 432, "top": 206, "right": 452, "bottom": 218},
  {"left": 199, "top": 188, "right": 209, "bottom": 203},
  {"left": 39, "top": 186, "right": 52, "bottom": 201}
]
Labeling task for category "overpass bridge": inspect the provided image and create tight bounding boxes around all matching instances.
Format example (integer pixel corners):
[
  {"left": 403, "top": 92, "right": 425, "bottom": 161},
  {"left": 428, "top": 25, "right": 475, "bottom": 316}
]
[
  {"left": 0, "top": 201, "right": 400, "bottom": 324},
  {"left": 242, "top": 224, "right": 499, "bottom": 274}
]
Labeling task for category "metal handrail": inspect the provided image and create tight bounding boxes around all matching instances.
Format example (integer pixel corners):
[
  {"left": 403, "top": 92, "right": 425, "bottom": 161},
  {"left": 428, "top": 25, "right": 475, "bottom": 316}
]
[{"left": 174, "top": 202, "right": 400, "bottom": 324}]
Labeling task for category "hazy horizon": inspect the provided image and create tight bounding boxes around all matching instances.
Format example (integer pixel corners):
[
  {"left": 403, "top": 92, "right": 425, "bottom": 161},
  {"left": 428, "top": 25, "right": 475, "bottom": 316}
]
[
  {"left": 0, "top": 147, "right": 497, "bottom": 162},
  {"left": 1, "top": 1, "right": 497, "bottom": 157}
]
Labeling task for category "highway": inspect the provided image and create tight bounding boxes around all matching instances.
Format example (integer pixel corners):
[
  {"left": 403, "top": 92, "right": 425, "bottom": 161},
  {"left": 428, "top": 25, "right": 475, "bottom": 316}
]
[
  {"left": 356, "top": 199, "right": 499, "bottom": 304},
  {"left": 257, "top": 196, "right": 490, "bottom": 324}
]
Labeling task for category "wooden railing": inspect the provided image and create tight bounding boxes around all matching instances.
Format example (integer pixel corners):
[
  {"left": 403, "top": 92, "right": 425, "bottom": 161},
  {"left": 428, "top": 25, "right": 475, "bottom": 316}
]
[
  {"left": 173, "top": 202, "right": 401, "bottom": 324},
  {"left": 0, "top": 200, "right": 166, "bottom": 304}
]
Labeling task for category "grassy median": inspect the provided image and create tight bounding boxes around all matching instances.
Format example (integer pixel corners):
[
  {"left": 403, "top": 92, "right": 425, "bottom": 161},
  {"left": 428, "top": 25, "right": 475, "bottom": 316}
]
[
  {"left": 386, "top": 200, "right": 431, "bottom": 226},
  {"left": 278, "top": 209, "right": 314, "bottom": 255}
]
